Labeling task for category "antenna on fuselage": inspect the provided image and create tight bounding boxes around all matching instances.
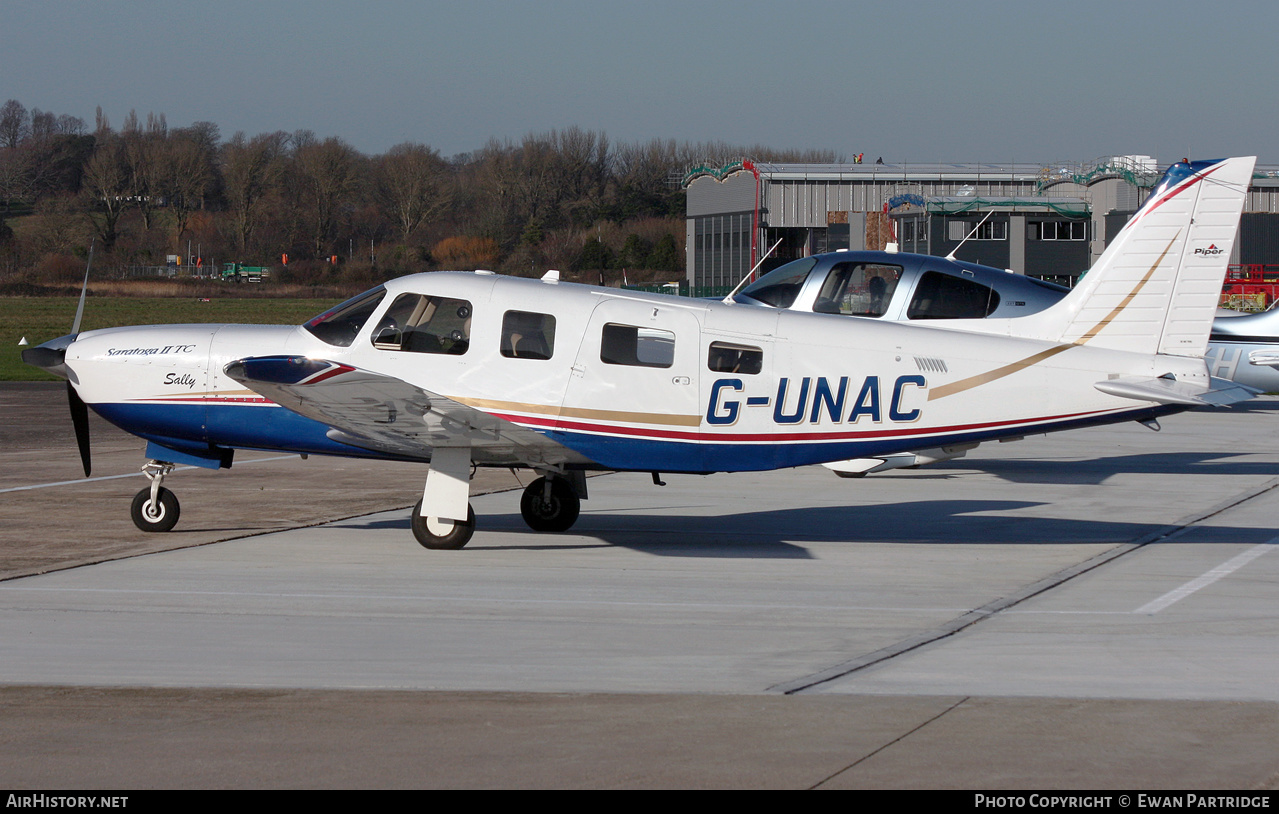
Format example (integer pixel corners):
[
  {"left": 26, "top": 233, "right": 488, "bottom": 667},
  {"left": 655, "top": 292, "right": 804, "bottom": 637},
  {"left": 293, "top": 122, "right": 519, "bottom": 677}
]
[
  {"left": 945, "top": 210, "right": 994, "bottom": 262},
  {"left": 723, "top": 237, "right": 784, "bottom": 303}
]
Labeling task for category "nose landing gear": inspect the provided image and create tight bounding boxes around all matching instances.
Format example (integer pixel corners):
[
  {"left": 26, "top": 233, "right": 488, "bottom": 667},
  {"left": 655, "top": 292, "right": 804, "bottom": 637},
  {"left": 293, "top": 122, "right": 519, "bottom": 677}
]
[{"left": 130, "top": 461, "right": 180, "bottom": 532}]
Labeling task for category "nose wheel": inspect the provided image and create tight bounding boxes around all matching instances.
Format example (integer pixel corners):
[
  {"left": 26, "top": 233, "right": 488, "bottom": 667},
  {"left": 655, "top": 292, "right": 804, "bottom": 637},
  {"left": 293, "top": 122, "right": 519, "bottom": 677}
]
[{"left": 131, "top": 461, "right": 180, "bottom": 532}]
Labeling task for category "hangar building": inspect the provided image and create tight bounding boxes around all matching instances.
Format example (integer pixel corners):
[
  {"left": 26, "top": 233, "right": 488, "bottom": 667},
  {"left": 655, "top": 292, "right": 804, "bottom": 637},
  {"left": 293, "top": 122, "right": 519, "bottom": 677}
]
[{"left": 684, "top": 157, "right": 1279, "bottom": 292}]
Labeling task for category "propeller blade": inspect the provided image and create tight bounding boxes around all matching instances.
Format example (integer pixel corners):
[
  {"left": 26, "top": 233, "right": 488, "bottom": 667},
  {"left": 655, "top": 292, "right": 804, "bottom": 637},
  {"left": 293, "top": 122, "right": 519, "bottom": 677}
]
[
  {"left": 71, "top": 238, "right": 94, "bottom": 336},
  {"left": 67, "top": 382, "right": 91, "bottom": 477}
]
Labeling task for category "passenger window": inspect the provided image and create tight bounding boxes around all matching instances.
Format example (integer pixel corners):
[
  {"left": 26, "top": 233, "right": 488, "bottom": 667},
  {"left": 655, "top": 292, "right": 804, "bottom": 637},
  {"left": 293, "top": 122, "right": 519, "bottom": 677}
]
[
  {"left": 501, "top": 311, "right": 556, "bottom": 360},
  {"left": 601, "top": 323, "right": 675, "bottom": 368},
  {"left": 907, "top": 271, "right": 1001, "bottom": 319},
  {"left": 371, "top": 294, "right": 472, "bottom": 355},
  {"left": 707, "top": 342, "right": 762, "bottom": 375},
  {"left": 813, "top": 262, "right": 902, "bottom": 317}
]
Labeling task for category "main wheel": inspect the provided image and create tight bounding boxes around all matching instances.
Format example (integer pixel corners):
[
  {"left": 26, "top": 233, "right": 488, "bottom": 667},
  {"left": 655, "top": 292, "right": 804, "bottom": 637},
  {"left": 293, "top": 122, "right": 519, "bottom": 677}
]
[
  {"left": 410, "top": 499, "right": 476, "bottom": 549},
  {"left": 520, "top": 476, "right": 581, "bottom": 532},
  {"left": 131, "top": 487, "right": 180, "bottom": 533}
]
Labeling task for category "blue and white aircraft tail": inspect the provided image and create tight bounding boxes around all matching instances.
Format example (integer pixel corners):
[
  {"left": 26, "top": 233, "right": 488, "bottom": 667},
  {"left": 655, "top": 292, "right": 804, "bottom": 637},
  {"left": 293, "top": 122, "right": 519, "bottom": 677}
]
[
  {"left": 23, "top": 157, "right": 1259, "bottom": 550},
  {"left": 1010, "top": 155, "right": 1255, "bottom": 356}
]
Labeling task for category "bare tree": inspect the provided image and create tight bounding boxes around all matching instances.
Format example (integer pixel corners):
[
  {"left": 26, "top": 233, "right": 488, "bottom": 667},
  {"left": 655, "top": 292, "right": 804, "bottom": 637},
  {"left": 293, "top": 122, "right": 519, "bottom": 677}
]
[
  {"left": 94, "top": 106, "right": 111, "bottom": 137},
  {"left": 222, "top": 130, "right": 287, "bottom": 254},
  {"left": 158, "top": 128, "right": 216, "bottom": 243},
  {"left": 80, "top": 135, "right": 130, "bottom": 249},
  {"left": 377, "top": 142, "right": 451, "bottom": 244},
  {"left": 0, "top": 100, "right": 29, "bottom": 148},
  {"left": 469, "top": 138, "right": 520, "bottom": 240},
  {"left": 28, "top": 109, "right": 57, "bottom": 144},
  {"left": 293, "top": 136, "right": 361, "bottom": 256},
  {"left": 0, "top": 145, "right": 36, "bottom": 209},
  {"left": 55, "top": 114, "right": 85, "bottom": 136},
  {"left": 121, "top": 115, "right": 163, "bottom": 230}
]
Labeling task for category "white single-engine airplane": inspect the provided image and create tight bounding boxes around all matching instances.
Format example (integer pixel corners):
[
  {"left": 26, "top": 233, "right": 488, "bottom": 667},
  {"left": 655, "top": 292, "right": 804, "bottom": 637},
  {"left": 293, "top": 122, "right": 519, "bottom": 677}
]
[{"left": 24, "top": 156, "right": 1257, "bottom": 549}]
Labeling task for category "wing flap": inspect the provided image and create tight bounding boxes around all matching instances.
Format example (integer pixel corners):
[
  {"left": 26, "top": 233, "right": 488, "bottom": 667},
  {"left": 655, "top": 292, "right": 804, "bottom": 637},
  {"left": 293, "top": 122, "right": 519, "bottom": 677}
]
[{"left": 224, "top": 355, "right": 585, "bottom": 466}]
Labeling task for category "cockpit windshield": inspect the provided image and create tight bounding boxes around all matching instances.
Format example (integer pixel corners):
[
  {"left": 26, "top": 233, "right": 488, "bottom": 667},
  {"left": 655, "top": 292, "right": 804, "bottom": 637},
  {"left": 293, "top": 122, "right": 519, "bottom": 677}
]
[
  {"left": 303, "top": 286, "right": 387, "bottom": 346},
  {"left": 737, "top": 257, "right": 819, "bottom": 308}
]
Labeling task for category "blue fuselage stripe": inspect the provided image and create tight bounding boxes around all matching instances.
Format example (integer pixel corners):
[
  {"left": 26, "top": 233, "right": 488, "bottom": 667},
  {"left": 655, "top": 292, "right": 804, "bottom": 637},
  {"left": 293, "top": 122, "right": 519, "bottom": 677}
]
[{"left": 90, "top": 400, "right": 1177, "bottom": 473}]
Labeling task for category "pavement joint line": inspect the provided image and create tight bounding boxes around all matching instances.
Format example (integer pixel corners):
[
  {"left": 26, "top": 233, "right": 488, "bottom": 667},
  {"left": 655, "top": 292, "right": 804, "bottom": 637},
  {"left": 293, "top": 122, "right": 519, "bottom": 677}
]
[
  {"left": 768, "top": 475, "right": 1279, "bottom": 696},
  {"left": 0, "top": 479, "right": 539, "bottom": 584},
  {"left": 0, "top": 455, "right": 300, "bottom": 494},
  {"left": 808, "top": 696, "right": 971, "bottom": 789}
]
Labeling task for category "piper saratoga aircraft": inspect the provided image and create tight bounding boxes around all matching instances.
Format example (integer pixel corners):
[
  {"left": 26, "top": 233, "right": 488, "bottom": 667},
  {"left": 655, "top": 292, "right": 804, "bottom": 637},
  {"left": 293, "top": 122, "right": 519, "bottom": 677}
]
[{"left": 24, "top": 156, "right": 1257, "bottom": 549}]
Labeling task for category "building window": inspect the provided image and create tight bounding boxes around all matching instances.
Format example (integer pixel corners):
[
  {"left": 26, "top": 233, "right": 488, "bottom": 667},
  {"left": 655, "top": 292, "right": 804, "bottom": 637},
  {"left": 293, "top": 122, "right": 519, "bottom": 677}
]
[
  {"left": 1033, "top": 220, "right": 1087, "bottom": 240},
  {"left": 948, "top": 219, "right": 1007, "bottom": 241}
]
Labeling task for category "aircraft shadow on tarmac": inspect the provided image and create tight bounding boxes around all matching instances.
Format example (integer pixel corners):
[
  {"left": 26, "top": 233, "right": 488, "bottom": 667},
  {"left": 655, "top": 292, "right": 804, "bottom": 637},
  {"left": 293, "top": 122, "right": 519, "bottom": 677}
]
[
  {"left": 1223, "top": 400, "right": 1279, "bottom": 414},
  {"left": 925, "top": 450, "right": 1279, "bottom": 486},
  {"left": 342, "top": 499, "right": 1235, "bottom": 559}
]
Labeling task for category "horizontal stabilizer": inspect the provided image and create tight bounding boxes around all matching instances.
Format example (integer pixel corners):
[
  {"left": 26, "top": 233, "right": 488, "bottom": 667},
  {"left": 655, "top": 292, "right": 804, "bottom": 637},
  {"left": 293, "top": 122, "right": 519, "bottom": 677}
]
[
  {"left": 822, "top": 443, "right": 979, "bottom": 477},
  {"left": 1094, "top": 375, "right": 1257, "bottom": 407}
]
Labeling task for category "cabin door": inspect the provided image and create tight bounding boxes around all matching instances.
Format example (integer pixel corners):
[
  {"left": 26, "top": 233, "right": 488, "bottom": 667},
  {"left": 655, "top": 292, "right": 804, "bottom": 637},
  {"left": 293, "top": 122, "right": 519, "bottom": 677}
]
[{"left": 558, "top": 298, "right": 703, "bottom": 470}]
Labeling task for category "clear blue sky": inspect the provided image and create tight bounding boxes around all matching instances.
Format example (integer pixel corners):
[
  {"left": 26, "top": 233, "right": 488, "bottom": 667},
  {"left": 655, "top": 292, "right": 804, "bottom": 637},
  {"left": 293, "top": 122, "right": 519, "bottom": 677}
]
[{"left": 4, "top": 0, "right": 1276, "bottom": 165}]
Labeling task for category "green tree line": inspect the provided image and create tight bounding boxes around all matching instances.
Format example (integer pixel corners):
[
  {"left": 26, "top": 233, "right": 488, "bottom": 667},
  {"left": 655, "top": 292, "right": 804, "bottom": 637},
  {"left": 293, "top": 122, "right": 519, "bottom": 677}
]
[{"left": 0, "top": 99, "right": 841, "bottom": 286}]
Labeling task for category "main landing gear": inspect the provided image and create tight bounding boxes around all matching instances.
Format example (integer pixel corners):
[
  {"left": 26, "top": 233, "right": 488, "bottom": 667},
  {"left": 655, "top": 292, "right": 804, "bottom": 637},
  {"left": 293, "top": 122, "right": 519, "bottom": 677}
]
[
  {"left": 410, "top": 471, "right": 585, "bottom": 550},
  {"left": 121, "top": 455, "right": 588, "bottom": 550},
  {"left": 130, "top": 461, "right": 180, "bottom": 532},
  {"left": 410, "top": 500, "right": 477, "bottom": 550},
  {"left": 520, "top": 475, "right": 581, "bottom": 532}
]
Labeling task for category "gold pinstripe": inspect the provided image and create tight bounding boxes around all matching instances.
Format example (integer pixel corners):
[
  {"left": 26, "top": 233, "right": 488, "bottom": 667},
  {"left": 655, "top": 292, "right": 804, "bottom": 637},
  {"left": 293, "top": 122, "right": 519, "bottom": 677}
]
[{"left": 928, "top": 232, "right": 1180, "bottom": 401}]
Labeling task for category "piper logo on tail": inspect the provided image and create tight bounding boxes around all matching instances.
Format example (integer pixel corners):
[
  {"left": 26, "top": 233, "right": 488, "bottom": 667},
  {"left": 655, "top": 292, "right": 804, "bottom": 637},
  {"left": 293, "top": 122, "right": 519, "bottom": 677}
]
[{"left": 1193, "top": 244, "right": 1225, "bottom": 256}]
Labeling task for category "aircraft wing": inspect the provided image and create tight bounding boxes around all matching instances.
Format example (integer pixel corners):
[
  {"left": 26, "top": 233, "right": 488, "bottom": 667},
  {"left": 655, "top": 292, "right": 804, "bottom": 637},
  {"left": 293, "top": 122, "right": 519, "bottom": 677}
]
[
  {"left": 1094, "top": 375, "right": 1258, "bottom": 407},
  {"left": 223, "top": 355, "right": 585, "bottom": 467}
]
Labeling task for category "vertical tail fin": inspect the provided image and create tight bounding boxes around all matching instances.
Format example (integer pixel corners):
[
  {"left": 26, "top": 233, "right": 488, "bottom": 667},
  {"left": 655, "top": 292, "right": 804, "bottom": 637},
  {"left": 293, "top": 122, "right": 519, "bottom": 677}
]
[{"left": 1036, "top": 156, "right": 1255, "bottom": 356}]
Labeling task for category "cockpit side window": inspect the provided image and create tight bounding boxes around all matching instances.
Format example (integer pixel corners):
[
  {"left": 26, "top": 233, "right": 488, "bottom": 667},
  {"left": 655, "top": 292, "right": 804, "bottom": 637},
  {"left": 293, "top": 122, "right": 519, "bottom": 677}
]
[
  {"left": 907, "top": 271, "right": 1001, "bottom": 319},
  {"left": 738, "top": 257, "right": 818, "bottom": 308},
  {"left": 813, "top": 262, "right": 902, "bottom": 317},
  {"left": 371, "top": 293, "right": 473, "bottom": 355},
  {"left": 304, "top": 287, "right": 386, "bottom": 347}
]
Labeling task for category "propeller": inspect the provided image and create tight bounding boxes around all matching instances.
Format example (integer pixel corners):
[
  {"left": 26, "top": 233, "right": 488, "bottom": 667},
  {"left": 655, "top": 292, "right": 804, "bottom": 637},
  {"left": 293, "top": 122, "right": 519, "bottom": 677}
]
[
  {"left": 67, "top": 381, "right": 92, "bottom": 477},
  {"left": 20, "top": 239, "right": 95, "bottom": 476}
]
